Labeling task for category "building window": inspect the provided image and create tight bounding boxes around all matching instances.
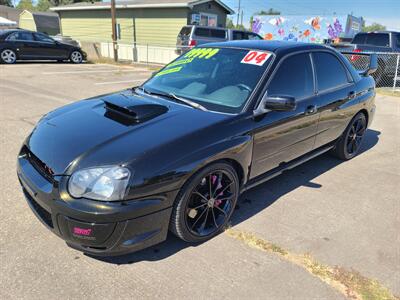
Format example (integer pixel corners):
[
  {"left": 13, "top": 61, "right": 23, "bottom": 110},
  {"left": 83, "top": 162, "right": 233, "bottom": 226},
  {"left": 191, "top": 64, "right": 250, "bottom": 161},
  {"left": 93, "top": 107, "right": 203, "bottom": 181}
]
[{"left": 199, "top": 13, "right": 218, "bottom": 27}]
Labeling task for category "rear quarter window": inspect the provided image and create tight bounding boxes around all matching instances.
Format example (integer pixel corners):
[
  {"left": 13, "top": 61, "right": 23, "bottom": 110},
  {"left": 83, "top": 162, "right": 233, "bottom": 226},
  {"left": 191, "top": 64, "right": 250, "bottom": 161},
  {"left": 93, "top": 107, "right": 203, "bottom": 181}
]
[{"left": 179, "top": 27, "right": 192, "bottom": 37}]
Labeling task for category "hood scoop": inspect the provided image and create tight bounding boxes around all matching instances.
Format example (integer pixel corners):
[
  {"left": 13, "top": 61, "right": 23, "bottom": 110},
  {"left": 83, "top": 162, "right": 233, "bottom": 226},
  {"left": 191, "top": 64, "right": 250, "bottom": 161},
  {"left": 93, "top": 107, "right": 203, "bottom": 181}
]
[{"left": 103, "top": 94, "right": 168, "bottom": 126}]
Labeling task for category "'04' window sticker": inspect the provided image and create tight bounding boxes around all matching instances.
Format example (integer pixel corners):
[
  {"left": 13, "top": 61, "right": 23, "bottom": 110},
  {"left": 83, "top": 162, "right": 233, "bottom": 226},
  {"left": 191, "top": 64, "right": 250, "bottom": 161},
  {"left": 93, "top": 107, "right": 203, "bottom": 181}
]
[{"left": 241, "top": 51, "right": 272, "bottom": 66}]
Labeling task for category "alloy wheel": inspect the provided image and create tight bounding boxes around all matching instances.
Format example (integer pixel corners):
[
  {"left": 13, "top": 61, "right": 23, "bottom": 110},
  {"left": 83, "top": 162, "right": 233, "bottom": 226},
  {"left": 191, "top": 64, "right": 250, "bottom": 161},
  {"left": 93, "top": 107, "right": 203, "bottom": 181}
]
[
  {"left": 1, "top": 50, "right": 16, "bottom": 64},
  {"left": 185, "top": 170, "right": 237, "bottom": 237},
  {"left": 70, "top": 51, "right": 83, "bottom": 63},
  {"left": 346, "top": 117, "right": 366, "bottom": 155}
]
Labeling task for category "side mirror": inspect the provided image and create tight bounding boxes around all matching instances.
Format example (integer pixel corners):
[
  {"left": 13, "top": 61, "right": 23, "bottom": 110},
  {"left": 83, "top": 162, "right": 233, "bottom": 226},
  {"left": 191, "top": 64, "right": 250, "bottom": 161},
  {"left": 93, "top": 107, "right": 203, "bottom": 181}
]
[
  {"left": 254, "top": 94, "right": 296, "bottom": 116},
  {"left": 264, "top": 96, "right": 296, "bottom": 111}
]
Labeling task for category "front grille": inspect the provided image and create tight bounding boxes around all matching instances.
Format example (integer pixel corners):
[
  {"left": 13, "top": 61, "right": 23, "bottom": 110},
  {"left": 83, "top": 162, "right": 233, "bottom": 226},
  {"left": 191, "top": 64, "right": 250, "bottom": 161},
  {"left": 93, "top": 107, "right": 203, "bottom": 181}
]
[
  {"left": 23, "top": 188, "right": 54, "bottom": 228},
  {"left": 23, "top": 146, "right": 55, "bottom": 183}
]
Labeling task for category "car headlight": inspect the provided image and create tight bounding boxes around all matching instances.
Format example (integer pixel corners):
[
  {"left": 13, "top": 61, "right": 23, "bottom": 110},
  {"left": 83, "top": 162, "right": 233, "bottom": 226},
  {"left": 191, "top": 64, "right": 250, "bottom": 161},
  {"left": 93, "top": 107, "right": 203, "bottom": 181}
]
[{"left": 68, "top": 166, "right": 131, "bottom": 201}]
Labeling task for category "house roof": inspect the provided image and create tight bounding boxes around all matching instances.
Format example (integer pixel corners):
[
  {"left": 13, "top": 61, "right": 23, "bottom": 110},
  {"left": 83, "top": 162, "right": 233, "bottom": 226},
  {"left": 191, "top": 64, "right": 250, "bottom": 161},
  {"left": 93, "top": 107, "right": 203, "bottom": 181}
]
[
  {"left": 0, "top": 5, "right": 22, "bottom": 23},
  {"left": 31, "top": 11, "right": 60, "bottom": 30},
  {"left": 0, "top": 16, "right": 17, "bottom": 26},
  {"left": 50, "top": 0, "right": 234, "bottom": 14},
  {"left": 20, "top": 10, "right": 59, "bottom": 31}
]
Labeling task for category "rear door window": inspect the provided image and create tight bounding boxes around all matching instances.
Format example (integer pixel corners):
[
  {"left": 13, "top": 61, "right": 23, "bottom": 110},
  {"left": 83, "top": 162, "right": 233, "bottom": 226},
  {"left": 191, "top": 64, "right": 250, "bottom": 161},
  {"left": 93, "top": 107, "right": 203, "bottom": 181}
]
[
  {"left": 7, "top": 32, "right": 34, "bottom": 41},
  {"left": 365, "top": 33, "right": 390, "bottom": 47},
  {"left": 268, "top": 53, "right": 314, "bottom": 100},
  {"left": 313, "top": 52, "right": 350, "bottom": 91}
]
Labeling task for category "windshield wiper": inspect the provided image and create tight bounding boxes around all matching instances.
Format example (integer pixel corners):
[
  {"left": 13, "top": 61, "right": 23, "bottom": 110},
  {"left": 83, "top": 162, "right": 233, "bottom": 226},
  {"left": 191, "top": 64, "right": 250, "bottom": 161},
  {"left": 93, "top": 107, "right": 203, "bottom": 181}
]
[{"left": 137, "top": 87, "right": 207, "bottom": 111}]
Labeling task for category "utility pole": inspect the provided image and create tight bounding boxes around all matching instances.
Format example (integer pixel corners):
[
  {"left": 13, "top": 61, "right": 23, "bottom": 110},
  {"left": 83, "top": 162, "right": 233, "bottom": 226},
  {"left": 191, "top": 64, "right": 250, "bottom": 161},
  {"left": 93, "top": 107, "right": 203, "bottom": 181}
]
[
  {"left": 236, "top": 0, "right": 241, "bottom": 27},
  {"left": 240, "top": 10, "right": 244, "bottom": 27},
  {"left": 111, "top": 0, "right": 118, "bottom": 62}
]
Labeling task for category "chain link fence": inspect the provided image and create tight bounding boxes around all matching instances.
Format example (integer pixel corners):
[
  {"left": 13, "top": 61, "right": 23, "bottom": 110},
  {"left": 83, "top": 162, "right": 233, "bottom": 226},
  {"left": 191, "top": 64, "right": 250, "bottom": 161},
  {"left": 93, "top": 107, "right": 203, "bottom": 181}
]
[
  {"left": 341, "top": 51, "right": 400, "bottom": 91},
  {"left": 94, "top": 42, "right": 400, "bottom": 91}
]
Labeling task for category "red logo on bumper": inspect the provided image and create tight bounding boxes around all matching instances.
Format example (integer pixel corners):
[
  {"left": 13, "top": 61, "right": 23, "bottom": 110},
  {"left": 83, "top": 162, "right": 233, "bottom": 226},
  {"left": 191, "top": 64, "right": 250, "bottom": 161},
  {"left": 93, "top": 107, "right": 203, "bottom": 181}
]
[{"left": 73, "top": 227, "right": 92, "bottom": 236}]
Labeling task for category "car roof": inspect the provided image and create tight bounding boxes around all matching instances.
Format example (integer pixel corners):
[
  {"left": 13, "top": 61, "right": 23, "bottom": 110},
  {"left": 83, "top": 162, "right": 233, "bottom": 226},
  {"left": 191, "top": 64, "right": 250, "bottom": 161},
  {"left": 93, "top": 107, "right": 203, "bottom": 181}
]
[
  {"left": 202, "top": 40, "right": 328, "bottom": 53},
  {"left": 0, "top": 28, "right": 34, "bottom": 35}
]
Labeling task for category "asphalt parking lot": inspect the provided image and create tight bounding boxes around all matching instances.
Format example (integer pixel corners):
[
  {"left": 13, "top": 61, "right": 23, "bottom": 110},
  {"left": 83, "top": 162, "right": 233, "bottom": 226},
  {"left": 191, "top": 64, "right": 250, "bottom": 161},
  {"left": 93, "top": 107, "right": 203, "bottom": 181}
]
[{"left": 0, "top": 62, "right": 399, "bottom": 299}]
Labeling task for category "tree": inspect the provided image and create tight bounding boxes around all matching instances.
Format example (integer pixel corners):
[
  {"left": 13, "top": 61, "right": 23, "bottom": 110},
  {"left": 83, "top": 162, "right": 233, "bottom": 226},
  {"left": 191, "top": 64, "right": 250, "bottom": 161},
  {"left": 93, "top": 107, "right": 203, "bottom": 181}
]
[
  {"left": 48, "top": 0, "right": 101, "bottom": 5},
  {"left": 254, "top": 8, "right": 281, "bottom": 16},
  {"left": 17, "top": 0, "right": 35, "bottom": 10},
  {"left": 362, "top": 22, "right": 386, "bottom": 32},
  {"left": 0, "top": 0, "right": 13, "bottom": 7},
  {"left": 36, "top": 0, "right": 52, "bottom": 11},
  {"left": 226, "top": 18, "right": 246, "bottom": 30}
]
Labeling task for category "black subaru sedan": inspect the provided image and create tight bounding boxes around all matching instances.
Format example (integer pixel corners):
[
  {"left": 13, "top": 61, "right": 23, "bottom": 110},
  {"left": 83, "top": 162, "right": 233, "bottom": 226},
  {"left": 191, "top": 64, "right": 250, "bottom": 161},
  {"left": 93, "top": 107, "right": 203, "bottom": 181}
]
[
  {"left": 17, "top": 41, "right": 376, "bottom": 256},
  {"left": 0, "top": 29, "right": 86, "bottom": 64}
]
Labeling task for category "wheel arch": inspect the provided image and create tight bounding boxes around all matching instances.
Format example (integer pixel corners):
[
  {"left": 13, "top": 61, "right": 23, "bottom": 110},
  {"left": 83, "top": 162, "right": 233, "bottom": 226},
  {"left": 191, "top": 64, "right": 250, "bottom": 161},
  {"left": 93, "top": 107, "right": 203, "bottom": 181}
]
[
  {"left": 358, "top": 108, "right": 369, "bottom": 125},
  {"left": 199, "top": 158, "right": 246, "bottom": 188}
]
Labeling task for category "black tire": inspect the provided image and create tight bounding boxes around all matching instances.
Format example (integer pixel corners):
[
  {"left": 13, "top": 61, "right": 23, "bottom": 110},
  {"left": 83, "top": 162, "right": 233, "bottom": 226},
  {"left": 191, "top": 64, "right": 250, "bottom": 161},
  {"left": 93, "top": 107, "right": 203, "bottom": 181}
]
[
  {"left": 331, "top": 112, "right": 367, "bottom": 160},
  {"left": 170, "top": 162, "right": 239, "bottom": 243},
  {"left": 0, "top": 48, "right": 17, "bottom": 64}
]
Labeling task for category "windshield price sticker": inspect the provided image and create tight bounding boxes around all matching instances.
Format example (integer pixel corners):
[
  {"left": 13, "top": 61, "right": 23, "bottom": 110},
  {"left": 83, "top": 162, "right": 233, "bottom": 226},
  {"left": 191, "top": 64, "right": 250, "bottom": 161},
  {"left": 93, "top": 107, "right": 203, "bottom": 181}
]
[
  {"left": 241, "top": 51, "right": 272, "bottom": 66},
  {"left": 155, "top": 48, "right": 221, "bottom": 77},
  {"left": 185, "top": 48, "right": 220, "bottom": 59}
]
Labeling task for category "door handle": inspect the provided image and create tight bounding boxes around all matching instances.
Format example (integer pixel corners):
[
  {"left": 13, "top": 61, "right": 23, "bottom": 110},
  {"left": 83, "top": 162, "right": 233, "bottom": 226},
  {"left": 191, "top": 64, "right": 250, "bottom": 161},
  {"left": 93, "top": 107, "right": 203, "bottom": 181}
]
[
  {"left": 348, "top": 91, "right": 356, "bottom": 100},
  {"left": 305, "top": 105, "right": 317, "bottom": 115}
]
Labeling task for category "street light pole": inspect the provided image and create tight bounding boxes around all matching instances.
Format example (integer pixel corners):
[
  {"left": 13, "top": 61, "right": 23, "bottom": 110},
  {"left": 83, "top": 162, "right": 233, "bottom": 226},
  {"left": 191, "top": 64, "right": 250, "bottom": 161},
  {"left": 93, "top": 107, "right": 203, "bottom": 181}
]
[
  {"left": 236, "top": 0, "right": 241, "bottom": 27},
  {"left": 111, "top": 0, "right": 118, "bottom": 62}
]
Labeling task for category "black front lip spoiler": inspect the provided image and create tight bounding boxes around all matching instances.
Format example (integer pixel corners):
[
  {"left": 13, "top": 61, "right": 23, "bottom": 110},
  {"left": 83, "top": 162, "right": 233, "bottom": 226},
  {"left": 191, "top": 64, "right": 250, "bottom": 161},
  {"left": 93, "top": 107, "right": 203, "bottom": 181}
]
[{"left": 17, "top": 153, "right": 177, "bottom": 256}]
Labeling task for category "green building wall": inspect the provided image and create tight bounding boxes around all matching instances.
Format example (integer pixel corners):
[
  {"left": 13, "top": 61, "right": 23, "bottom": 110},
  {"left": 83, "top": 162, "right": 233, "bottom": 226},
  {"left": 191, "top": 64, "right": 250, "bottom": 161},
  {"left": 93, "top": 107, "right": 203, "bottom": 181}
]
[{"left": 59, "top": 8, "right": 189, "bottom": 46}]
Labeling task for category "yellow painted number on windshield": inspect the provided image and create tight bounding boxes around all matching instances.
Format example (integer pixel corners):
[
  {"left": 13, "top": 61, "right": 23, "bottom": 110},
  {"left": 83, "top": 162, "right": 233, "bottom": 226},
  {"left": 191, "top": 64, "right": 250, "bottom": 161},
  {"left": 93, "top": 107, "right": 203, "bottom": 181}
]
[{"left": 185, "top": 48, "right": 220, "bottom": 59}]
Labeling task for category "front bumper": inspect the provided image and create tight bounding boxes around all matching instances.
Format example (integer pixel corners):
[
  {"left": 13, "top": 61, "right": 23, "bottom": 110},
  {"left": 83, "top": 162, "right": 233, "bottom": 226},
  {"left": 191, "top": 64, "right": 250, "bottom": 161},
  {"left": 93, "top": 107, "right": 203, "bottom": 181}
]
[{"left": 17, "top": 148, "right": 177, "bottom": 256}]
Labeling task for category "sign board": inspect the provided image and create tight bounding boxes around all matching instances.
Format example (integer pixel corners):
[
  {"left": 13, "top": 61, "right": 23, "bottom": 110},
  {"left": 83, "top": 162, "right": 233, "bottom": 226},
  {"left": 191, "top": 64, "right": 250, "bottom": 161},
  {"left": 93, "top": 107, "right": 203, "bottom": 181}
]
[
  {"left": 191, "top": 14, "right": 201, "bottom": 25},
  {"left": 251, "top": 14, "right": 363, "bottom": 43}
]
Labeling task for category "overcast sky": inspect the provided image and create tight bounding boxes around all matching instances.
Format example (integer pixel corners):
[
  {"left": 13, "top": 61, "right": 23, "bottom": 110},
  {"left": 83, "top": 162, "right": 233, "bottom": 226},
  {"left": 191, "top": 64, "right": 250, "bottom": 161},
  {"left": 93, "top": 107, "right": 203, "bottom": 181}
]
[{"left": 223, "top": 0, "right": 400, "bottom": 30}]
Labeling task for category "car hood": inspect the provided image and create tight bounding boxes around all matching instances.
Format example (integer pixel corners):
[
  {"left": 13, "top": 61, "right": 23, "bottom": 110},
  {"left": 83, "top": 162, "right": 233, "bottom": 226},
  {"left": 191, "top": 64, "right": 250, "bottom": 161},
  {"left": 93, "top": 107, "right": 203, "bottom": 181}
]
[{"left": 26, "top": 89, "right": 229, "bottom": 175}]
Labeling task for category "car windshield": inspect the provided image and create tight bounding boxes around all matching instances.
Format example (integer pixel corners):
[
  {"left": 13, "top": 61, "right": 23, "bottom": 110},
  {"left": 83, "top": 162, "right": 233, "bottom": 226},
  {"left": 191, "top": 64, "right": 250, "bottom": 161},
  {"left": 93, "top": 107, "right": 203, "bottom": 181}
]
[{"left": 142, "top": 47, "right": 273, "bottom": 113}]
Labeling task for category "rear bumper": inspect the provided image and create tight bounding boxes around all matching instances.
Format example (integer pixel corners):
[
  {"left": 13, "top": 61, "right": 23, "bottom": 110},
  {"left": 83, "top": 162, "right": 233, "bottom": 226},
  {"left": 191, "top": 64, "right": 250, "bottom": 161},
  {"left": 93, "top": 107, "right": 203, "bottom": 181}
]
[{"left": 17, "top": 150, "right": 177, "bottom": 256}]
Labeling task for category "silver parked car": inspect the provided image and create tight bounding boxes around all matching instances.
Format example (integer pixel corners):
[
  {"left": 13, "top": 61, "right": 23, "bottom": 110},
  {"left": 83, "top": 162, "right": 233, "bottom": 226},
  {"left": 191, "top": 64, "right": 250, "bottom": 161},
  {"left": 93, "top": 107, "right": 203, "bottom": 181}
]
[{"left": 176, "top": 25, "right": 263, "bottom": 54}]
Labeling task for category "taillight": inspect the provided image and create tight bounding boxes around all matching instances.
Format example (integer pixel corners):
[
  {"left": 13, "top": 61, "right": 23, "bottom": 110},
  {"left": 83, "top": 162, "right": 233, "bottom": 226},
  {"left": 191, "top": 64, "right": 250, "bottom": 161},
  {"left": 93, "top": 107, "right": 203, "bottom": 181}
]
[
  {"left": 188, "top": 39, "right": 197, "bottom": 47},
  {"left": 351, "top": 49, "right": 362, "bottom": 61}
]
